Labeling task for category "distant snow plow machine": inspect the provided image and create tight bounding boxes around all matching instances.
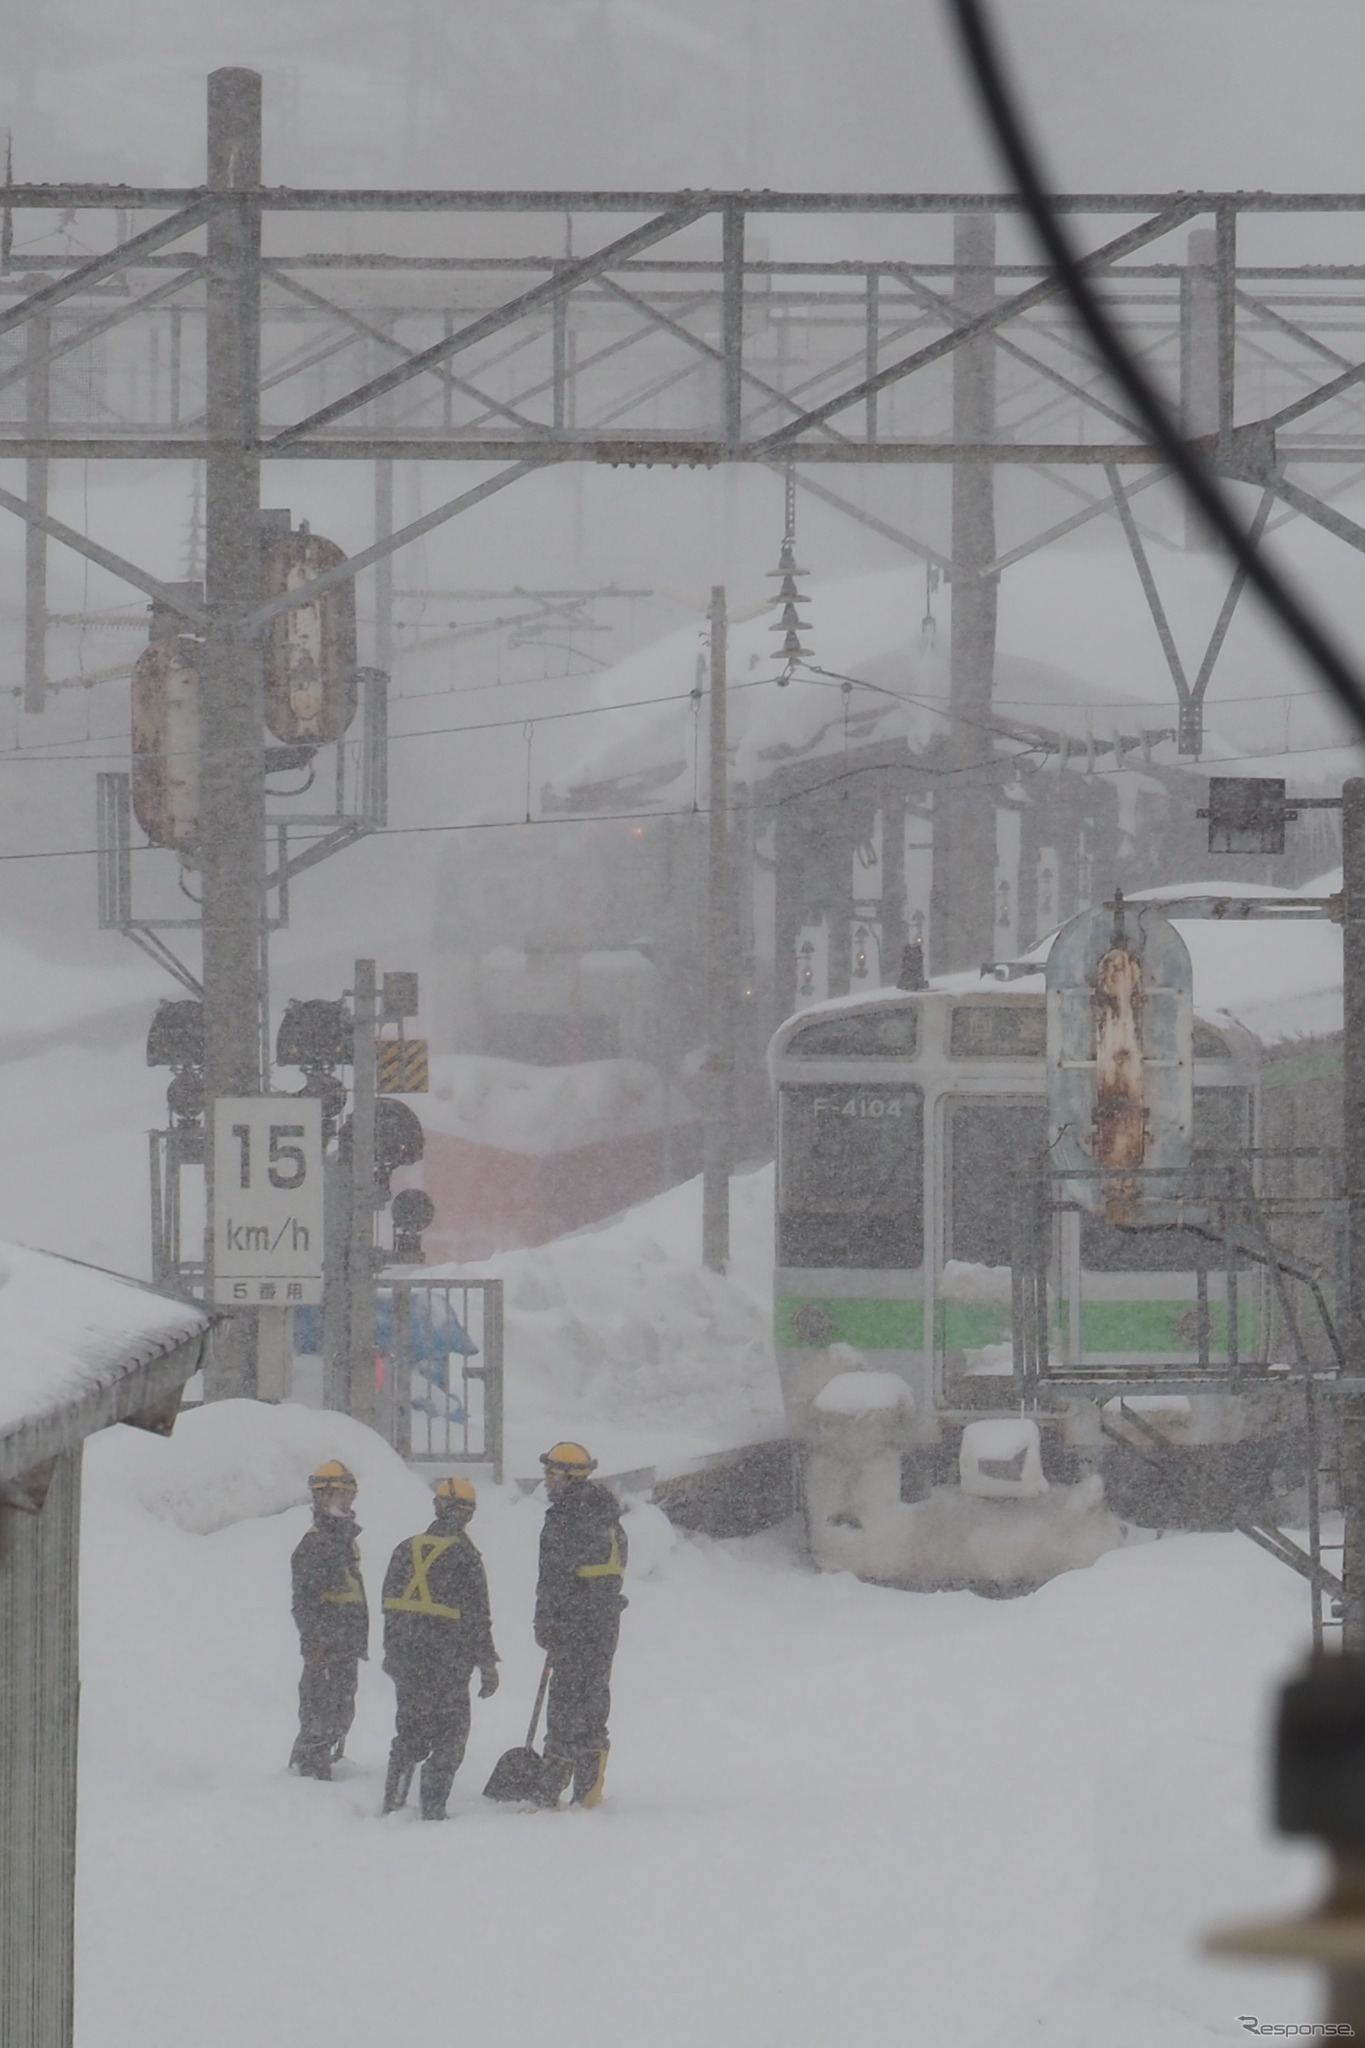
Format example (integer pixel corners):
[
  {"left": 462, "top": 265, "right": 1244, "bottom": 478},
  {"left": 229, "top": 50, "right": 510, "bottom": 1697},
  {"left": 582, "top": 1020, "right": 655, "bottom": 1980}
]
[{"left": 770, "top": 892, "right": 1341, "bottom": 1594}]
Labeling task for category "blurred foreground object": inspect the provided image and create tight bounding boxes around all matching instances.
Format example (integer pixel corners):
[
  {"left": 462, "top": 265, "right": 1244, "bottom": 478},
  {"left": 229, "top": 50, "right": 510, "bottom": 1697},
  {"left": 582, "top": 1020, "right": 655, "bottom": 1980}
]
[{"left": 1208, "top": 1653, "right": 1365, "bottom": 2033}]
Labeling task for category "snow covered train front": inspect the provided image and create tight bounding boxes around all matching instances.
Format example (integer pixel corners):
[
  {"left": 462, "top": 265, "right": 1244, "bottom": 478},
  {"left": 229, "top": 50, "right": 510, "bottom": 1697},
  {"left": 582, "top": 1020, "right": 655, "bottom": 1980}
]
[{"left": 769, "top": 981, "right": 1312, "bottom": 1590}]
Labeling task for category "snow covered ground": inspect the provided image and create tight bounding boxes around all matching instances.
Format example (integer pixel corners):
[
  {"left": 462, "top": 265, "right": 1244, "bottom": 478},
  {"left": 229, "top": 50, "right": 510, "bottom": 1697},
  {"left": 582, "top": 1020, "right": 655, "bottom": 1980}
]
[{"left": 79, "top": 1398, "right": 1327, "bottom": 2048}]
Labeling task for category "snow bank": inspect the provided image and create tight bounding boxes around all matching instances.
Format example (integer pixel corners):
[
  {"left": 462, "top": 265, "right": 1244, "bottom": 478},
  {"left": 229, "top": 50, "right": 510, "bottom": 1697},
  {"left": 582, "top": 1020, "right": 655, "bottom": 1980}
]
[
  {"left": 0, "top": 1242, "right": 206, "bottom": 1442},
  {"left": 90, "top": 1397, "right": 430, "bottom": 1535},
  {"left": 421, "top": 1052, "right": 696, "bottom": 1155},
  {"left": 433, "top": 1164, "right": 784, "bottom": 1479},
  {"left": 0, "top": 932, "right": 163, "bottom": 1045}
]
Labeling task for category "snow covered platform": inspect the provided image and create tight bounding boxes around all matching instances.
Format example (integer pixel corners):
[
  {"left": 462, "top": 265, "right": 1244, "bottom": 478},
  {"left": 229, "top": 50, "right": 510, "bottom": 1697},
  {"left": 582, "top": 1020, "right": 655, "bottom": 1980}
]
[{"left": 79, "top": 1395, "right": 1324, "bottom": 2047}]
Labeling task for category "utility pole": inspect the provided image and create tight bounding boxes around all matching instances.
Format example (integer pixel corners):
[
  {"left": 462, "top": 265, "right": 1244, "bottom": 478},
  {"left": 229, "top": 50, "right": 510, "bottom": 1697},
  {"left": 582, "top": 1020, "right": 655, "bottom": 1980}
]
[
  {"left": 201, "top": 68, "right": 265, "bottom": 1398},
  {"left": 931, "top": 211, "right": 999, "bottom": 973},
  {"left": 24, "top": 309, "right": 48, "bottom": 714},
  {"left": 1342, "top": 778, "right": 1365, "bottom": 1649},
  {"left": 702, "top": 587, "right": 733, "bottom": 1273},
  {"left": 347, "top": 960, "right": 379, "bottom": 1427}
]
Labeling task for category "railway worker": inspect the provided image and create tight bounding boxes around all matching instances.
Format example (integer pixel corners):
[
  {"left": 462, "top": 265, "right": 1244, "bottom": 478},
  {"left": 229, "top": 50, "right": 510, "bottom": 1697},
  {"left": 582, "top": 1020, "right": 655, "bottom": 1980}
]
[
  {"left": 381, "top": 1475, "right": 500, "bottom": 1820},
  {"left": 534, "top": 1441, "right": 628, "bottom": 1809},
  {"left": 289, "top": 1460, "right": 369, "bottom": 1780}
]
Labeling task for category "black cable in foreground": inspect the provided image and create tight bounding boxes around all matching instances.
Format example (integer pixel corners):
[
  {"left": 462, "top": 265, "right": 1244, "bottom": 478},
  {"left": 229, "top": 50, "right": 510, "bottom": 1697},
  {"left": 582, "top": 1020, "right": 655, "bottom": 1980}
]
[{"left": 945, "top": 0, "right": 1365, "bottom": 740}]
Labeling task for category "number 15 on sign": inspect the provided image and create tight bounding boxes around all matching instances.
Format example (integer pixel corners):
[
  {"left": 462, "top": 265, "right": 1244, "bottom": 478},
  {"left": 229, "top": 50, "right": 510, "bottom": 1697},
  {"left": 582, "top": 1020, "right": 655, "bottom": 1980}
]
[{"left": 211, "top": 1097, "right": 325, "bottom": 1306}]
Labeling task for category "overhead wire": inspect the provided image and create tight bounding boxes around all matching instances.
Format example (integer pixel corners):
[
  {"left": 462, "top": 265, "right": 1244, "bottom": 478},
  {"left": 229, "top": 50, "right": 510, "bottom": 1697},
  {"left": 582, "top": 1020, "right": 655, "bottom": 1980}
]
[{"left": 946, "top": 0, "right": 1365, "bottom": 738}]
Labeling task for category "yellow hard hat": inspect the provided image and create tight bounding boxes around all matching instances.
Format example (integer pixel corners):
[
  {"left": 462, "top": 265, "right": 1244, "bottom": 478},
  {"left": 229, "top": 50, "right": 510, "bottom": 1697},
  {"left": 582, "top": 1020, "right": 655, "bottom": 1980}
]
[
  {"left": 309, "top": 1459, "right": 357, "bottom": 1493},
  {"left": 540, "top": 1441, "right": 597, "bottom": 1477},
  {"left": 433, "top": 1475, "right": 476, "bottom": 1510}
]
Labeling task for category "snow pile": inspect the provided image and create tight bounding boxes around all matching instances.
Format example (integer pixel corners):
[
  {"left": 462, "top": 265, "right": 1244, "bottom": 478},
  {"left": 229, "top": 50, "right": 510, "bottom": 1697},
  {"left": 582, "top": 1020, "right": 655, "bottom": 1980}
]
[
  {"left": 436, "top": 1165, "right": 784, "bottom": 1478},
  {"left": 813, "top": 1369, "right": 914, "bottom": 1416},
  {"left": 99, "top": 1398, "right": 430, "bottom": 1535},
  {"left": 421, "top": 1052, "right": 695, "bottom": 1154},
  {"left": 960, "top": 1417, "right": 1049, "bottom": 1500},
  {"left": 0, "top": 932, "right": 164, "bottom": 1049},
  {"left": 0, "top": 1242, "right": 206, "bottom": 1442},
  {"left": 896, "top": 1475, "right": 1155, "bottom": 1588}
]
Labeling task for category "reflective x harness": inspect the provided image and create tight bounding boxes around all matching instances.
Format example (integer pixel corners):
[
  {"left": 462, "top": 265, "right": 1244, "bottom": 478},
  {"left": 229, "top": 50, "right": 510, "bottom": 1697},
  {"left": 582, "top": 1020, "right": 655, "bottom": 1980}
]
[
  {"left": 322, "top": 1542, "right": 365, "bottom": 1606},
  {"left": 575, "top": 1527, "right": 624, "bottom": 1581},
  {"left": 384, "top": 1535, "right": 462, "bottom": 1620}
]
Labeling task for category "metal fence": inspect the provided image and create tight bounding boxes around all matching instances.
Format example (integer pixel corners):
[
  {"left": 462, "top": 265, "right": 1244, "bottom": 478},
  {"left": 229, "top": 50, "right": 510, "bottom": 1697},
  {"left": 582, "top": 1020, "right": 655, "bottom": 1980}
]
[{"left": 377, "top": 1278, "right": 504, "bottom": 1483}]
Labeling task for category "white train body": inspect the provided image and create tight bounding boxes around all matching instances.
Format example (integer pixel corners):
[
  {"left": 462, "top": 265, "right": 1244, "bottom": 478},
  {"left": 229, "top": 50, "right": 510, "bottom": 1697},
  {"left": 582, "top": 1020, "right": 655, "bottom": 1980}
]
[{"left": 770, "top": 979, "right": 1312, "bottom": 1589}]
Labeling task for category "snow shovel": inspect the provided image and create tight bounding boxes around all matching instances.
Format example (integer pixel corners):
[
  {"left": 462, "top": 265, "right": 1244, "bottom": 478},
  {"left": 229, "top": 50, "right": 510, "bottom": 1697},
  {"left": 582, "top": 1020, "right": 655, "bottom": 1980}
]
[{"left": 483, "top": 1656, "right": 555, "bottom": 1803}]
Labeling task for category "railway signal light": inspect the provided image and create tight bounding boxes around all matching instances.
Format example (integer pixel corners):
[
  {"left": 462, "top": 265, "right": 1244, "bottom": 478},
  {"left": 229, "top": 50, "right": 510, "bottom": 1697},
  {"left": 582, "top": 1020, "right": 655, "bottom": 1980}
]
[
  {"left": 340, "top": 1096, "right": 425, "bottom": 1200},
  {"left": 275, "top": 998, "right": 353, "bottom": 1071},
  {"left": 391, "top": 1187, "right": 435, "bottom": 1264},
  {"left": 146, "top": 998, "right": 204, "bottom": 1070},
  {"left": 146, "top": 997, "right": 206, "bottom": 1129}
]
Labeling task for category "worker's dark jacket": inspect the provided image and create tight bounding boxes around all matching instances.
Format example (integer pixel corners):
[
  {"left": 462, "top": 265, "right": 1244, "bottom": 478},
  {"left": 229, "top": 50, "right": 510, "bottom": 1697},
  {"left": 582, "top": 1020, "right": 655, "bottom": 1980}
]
[
  {"left": 291, "top": 1512, "right": 369, "bottom": 1661},
  {"left": 382, "top": 1518, "right": 497, "bottom": 1678},
  {"left": 534, "top": 1481, "right": 628, "bottom": 1649}
]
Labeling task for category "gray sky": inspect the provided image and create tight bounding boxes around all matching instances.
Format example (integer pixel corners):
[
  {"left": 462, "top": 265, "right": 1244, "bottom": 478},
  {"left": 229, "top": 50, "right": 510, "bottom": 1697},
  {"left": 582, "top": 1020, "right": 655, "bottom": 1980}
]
[{"left": 3, "top": 2, "right": 1363, "bottom": 195}]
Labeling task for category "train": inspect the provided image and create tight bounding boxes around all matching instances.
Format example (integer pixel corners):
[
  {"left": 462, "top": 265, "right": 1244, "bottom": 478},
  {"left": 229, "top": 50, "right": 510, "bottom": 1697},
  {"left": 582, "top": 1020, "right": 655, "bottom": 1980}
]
[{"left": 768, "top": 902, "right": 1341, "bottom": 1591}]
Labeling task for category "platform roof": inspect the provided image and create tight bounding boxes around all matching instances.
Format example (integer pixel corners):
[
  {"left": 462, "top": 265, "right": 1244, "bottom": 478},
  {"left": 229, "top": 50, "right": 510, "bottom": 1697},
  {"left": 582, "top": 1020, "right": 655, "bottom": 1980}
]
[{"left": 0, "top": 1246, "right": 210, "bottom": 1487}]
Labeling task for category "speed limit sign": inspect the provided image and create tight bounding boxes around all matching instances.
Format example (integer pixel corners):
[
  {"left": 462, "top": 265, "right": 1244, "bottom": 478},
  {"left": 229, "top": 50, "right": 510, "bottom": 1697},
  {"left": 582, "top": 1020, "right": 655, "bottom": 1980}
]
[{"left": 211, "top": 1097, "right": 324, "bottom": 1305}]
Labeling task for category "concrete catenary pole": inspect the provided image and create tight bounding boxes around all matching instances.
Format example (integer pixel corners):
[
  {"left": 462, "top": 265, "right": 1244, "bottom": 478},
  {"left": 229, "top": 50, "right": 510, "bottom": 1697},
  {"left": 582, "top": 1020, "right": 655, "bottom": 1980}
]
[
  {"left": 930, "top": 212, "right": 999, "bottom": 974},
  {"left": 1341, "top": 779, "right": 1365, "bottom": 1649},
  {"left": 201, "top": 69, "right": 266, "bottom": 1397},
  {"left": 348, "top": 960, "right": 379, "bottom": 1427},
  {"left": 702, "top": 586, "right": 734, "bottom": 1273}
]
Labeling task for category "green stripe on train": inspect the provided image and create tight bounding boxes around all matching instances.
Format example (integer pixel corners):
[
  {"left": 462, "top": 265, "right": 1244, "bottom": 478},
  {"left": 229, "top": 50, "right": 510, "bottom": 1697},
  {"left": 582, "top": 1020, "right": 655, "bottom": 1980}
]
[
  {"left": 776, "top": 1295, "right": 1259, "bottom": 1354},
  {"left": 775, "top": 1295, "right": 924, "bottom": 1349},
  {"left": 1072, "top": 1297, "right": 1260, "bottom": 1353},
  {"left": 935, "top": 1301, "right": 1012, "bottom": 1348}
]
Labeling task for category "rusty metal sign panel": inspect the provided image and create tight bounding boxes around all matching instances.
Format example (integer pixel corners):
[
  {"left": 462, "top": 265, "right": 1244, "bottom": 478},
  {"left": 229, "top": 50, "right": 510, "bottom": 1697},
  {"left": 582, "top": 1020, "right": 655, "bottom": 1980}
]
[
  {"left": 131, "top": 634, "right": 202, "bottom": 860},
  {"left": 1046, "top": 899, "right": 1193, "bottom": 1222},
  {"left": 261, "top": 526, "right": 358, "bottom": 745}
]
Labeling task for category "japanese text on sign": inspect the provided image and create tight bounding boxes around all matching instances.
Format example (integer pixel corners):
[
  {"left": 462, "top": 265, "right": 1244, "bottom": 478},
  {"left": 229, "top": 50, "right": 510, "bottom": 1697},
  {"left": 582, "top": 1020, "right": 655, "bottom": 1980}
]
[{"left": 211, "top": 1096, "right": 324, "bottom": 1306}]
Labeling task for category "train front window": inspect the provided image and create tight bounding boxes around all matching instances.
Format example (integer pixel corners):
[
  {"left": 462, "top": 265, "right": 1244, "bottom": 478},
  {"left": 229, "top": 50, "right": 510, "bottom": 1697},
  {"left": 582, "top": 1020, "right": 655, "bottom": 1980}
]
[
  {"left": 947, "top": 1100, "right": 1049, "bottom": 1268},
  {"left": 949, "top": 1005, "right": 1047, "bottom": 1059},
  {"left": 778, "top": 1084, "right": 923, "bottom": 1269},
  {"left": 786, "top": 1006, "right": 919, "bottom": 1058}
]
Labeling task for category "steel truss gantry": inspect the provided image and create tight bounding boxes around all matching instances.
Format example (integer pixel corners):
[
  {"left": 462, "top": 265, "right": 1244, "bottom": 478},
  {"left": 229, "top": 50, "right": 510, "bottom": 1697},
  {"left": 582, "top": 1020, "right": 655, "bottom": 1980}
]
[{"left": 4, "top": 165, "right": 1365, "bottom": 801}]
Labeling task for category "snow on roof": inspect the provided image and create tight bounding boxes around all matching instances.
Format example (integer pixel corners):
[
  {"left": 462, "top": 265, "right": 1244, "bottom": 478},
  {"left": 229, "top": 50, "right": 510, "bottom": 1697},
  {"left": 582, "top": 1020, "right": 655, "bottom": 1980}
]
[
  {"left": 537, "top": 567, "right": 1255, "bottom": 812},
  {"left": 419, "top": 1053, "right": 697, "bottom": 1156},
  {"left": 0, "top": 1243, "right": 208, "bottom": 1448},
  {"left": 533, "top": 539, "right": 1360, "bottom": 811},
  {"left": 780, "top": 876, "right": 1344, "bottom": 1051}
]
